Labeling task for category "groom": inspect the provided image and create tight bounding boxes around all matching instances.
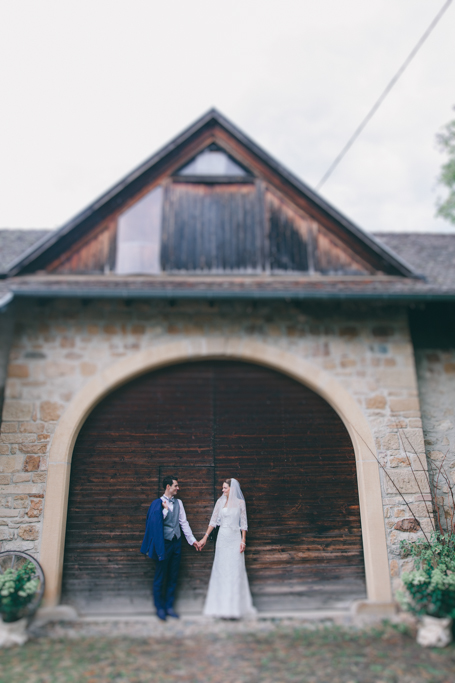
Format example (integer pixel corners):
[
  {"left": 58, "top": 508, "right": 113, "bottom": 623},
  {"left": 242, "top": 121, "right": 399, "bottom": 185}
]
[{"left": 141, "top": 475, "right": 199, "bottom": 621}]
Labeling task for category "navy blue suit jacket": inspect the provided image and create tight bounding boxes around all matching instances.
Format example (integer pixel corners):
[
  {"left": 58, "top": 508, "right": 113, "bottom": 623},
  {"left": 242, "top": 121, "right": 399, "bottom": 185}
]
[{"left": 140, "top": 498, "right": 166, "bottom": 561}]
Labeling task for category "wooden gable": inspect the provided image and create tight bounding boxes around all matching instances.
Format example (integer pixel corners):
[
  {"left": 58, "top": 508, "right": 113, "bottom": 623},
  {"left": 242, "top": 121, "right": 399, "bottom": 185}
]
[{"left": 7, "top": 110, "right": 413, "bottom": 279}]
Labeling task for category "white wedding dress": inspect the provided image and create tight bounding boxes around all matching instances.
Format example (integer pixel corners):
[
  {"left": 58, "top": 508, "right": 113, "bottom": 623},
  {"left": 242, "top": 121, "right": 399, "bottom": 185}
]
[{"left": 203, "top": 499, "right": 256, "bottom": 618}]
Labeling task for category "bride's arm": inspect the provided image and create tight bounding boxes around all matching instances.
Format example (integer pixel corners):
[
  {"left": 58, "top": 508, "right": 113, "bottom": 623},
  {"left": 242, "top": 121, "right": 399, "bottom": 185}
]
[
  {"left": 198, "top": 499, "right": 221, "bottom": 550},
  {"left": 240, "top": 529, "right": 246, "bottom": 553},
  {"left": 199, "top": 524, "right": 214, "bottom": 550},
  {"left": 240, "top": 501, "right": 247, "bottom": 553}
]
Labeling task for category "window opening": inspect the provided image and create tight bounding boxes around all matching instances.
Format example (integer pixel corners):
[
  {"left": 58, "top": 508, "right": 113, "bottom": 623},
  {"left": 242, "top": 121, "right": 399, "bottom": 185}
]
[
  {"left": 115, "top": 186, "right": 163, "bottom": 275},
  {"left": 177, "top": 145, "right": 248, "bottom": 177}
]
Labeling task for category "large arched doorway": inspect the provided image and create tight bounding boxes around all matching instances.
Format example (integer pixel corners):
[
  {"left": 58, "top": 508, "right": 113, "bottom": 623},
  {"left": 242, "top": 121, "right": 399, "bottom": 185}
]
[{"left": 61, "top": 360, "right": 366, "bottom": 614}]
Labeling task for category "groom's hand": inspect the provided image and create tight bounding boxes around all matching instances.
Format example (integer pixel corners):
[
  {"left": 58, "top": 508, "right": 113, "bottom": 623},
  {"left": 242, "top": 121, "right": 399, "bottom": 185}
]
[
  {"left": 193, "top": 541, "right": 200, "bottom": 551},
  {"left": 198, "top": 537, "right": 207, "bottom": 551}
]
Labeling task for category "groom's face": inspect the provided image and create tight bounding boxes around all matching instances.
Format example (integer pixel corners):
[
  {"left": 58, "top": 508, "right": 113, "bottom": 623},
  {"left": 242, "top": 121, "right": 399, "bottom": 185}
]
[{"left": 168, "top": 480, "right": 179, "bottom": 497}]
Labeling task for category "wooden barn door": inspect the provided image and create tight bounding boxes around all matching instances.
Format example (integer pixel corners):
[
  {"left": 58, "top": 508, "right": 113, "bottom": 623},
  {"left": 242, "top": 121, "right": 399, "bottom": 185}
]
[{"left": 61, "top": 361, "right": 366, "bottom": 614}]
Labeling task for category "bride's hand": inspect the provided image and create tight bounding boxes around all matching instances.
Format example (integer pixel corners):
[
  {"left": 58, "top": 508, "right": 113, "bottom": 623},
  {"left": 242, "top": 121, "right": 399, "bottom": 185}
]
[
  {"left": 198, "top": 536, "right": 207, "bottom": 550},
  {"left": 240, "top": 541, "right": 246, "bottom": 554}
]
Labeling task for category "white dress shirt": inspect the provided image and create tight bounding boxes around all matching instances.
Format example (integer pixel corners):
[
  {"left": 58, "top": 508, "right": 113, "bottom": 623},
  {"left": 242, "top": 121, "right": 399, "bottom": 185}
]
[{"left": 161, "top": 495, "right": 197, "bottom": 546}]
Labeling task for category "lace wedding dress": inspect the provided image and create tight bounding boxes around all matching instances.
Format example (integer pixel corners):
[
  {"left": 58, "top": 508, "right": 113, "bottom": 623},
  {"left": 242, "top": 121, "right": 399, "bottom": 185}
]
[{"left": 203, "top": 499, "right": 256, "bottom": 618}]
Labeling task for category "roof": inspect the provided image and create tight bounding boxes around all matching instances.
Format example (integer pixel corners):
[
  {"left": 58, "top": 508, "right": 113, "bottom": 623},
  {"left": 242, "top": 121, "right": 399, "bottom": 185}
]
[
  {"left": 373, "top": 233, "right": 455, "bottom": 290},
  {"left": 3, "top": 109, "right": 414, "bottom": 279},
  {"left": 0, "top": 229, "right": 51, "bottom": 273}
]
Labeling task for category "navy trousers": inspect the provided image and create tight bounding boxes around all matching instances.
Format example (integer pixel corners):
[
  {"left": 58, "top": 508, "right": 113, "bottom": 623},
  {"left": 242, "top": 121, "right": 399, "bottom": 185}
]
[{"left": 153, "top": 536, "right": 182, "bottom": 611}]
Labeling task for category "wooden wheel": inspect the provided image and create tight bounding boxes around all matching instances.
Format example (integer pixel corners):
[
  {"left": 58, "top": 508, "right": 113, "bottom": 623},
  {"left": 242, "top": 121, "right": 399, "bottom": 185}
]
[{"left": 0, "top": 550, "right": 45, "bottom": 619}]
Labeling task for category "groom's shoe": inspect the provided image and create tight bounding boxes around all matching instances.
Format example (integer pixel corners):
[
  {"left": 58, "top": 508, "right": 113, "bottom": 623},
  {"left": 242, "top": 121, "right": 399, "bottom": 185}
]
[
  {"left": 166, "top": 608, "right": 180, "bottom": 619},
  {"left": 156, "top": 609, "right": 167, "bottom": 621}
]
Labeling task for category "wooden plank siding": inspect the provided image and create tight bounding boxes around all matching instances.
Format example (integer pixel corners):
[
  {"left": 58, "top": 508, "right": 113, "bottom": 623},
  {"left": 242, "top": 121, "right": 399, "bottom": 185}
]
[
  {"left": 61, "top": 361, "right": 366, "bottom": 615},
  {"left": 48, "top": 179, "right": 372, "bottom": 276}
]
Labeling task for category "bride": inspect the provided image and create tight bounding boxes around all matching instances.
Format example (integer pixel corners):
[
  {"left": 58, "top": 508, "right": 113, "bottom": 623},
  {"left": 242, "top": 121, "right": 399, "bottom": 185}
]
[{"left": 198, "top": 478, "right": 256, "bottom": 618}]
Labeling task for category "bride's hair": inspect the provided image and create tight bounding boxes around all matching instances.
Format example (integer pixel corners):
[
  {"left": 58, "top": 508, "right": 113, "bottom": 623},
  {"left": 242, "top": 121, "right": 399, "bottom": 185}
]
[{"left": 224, "top": 478, "right": 232, "bottom": 486}]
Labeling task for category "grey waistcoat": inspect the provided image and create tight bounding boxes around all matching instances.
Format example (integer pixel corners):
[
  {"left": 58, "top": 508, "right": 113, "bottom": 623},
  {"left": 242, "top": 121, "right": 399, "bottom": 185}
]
[{"left": 163, "top": 500, "right": 181, "bottom": 541}]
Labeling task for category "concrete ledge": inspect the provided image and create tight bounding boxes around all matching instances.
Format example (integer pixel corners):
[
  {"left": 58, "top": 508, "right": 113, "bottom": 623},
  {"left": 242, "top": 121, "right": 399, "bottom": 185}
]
[
  {"left": 351, "top": 600, "right": 398, "bottom": 624},
  {"left": 33, "top": 604, "right": 79, "bottom": 626}
]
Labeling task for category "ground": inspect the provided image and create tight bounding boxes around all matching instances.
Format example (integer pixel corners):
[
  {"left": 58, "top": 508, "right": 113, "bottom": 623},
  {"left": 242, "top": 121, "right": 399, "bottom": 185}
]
[{"left": 1, "top": 619, "right": 455, "bottom": 683}]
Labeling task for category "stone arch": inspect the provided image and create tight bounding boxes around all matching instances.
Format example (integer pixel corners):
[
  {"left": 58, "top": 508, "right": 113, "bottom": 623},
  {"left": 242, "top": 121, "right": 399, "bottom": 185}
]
[{"left": 40, "top": 336, "right": 392, "bottom": 606}]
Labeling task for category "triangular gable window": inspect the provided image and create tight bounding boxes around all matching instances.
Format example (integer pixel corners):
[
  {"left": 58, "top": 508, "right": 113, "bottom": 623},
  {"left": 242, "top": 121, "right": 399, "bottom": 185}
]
[{"left": 177, "top": 144, "right": 249, "bottom": 177}]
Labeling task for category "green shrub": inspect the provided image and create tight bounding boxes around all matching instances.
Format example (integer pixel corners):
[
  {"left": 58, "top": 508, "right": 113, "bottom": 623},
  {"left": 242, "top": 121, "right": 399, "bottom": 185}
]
[
  {"left": 399, "top": 533, "right": 455, "bottom": 619},
  {"left": 0, "top": 560, "right": 40, "bottom": 623}
]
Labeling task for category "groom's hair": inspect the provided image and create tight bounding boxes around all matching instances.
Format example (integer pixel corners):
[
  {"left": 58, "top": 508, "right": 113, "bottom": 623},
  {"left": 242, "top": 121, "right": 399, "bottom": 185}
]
[{"left": 162, "top": 475, "right": 178, "bottom": 490}]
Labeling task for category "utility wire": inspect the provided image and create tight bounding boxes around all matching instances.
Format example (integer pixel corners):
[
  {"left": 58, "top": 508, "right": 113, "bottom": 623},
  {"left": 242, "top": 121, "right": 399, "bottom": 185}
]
[{"left": 316, "top": 0, "right": 453, "bottom": 191}]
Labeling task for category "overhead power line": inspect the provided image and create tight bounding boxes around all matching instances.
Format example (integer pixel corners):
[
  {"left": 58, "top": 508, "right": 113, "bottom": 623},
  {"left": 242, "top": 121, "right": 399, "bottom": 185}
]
[{"left": 316, "top": 0, "right": 453, "bottom": 191}]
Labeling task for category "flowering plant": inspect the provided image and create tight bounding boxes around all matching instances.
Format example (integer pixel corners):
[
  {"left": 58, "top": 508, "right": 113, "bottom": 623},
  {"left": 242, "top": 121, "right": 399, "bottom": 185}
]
[
  {"left": 0, "top": 561, "right": 40, "bottom": 623},
  {"left": 399, "top": 533, "right": 455, "bottom": 619}
]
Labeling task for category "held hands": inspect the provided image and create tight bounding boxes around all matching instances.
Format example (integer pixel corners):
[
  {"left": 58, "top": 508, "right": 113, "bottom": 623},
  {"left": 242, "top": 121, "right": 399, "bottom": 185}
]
[{"left": 197, "top": 535, "right": 208, "bottom": 551}]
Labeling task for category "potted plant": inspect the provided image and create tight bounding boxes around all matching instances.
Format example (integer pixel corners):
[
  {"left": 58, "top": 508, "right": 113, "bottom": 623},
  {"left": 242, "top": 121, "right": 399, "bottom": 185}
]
[
  {"left": 399, "top": 533, "right": 455, "bottom": 647},
  {"left": 0, "top": 551, "right": 45, "bottom": 647}
]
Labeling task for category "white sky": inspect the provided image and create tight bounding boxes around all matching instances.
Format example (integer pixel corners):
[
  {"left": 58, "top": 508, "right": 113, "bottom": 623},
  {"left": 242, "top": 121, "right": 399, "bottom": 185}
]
[{"left": 0, "top": 0, "right": 454, "bottom": 234}]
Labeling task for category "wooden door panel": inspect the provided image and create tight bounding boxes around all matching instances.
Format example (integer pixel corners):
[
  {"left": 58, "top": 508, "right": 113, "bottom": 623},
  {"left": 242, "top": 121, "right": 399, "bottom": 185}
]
[{"left": 62, "top": 360, "right": 366, "bottom": 614}]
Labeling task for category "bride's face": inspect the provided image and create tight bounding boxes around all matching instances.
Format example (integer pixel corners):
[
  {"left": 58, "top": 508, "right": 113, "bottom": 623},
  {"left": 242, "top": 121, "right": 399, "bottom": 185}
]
[{"left": 222, "top": 482, "right": 230, "bottom": 497}]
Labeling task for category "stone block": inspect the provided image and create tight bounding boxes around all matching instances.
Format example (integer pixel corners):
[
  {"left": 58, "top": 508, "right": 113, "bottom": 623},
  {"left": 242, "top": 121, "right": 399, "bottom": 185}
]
[
  {"left": 443, "top": 362, "right": 455, "bottom": 374},
  {"left": 384, "top": 469, "right": 429, "bottom": 495},
  {"left": 37, "top": 434, "right": 50, "bottom": 442},
  {"left": 27, "top": 499, "right": 43, "bottom": 518},
  {"left": 32, "top": 472, "right": 47, "bottom": 483},
  {"left": 377, "top": 369, "right": 412, "bottom": 389},
  {"left": 394, "top": 518, "right": 420, "bottom": 532},
  {"left": 1, "top": 433, "right": 35, "bottom": 443},
  {"left": 390, "top": 559, "right": 399, "bottom": 576},
  {"left": 365, "top": 395, "right": 386, "bottom": 409},
  {"left": 401, "top": 429, "right": 425, "bottom": 455},
  {"left": 44, "top": 362, "right": 75, "bottom": 379},
  {"left": 19, "top": 422, "right": 45, "bottom": 433},
  {"left": 0, "top": 456, "right": 22, "bottom": 473},
  {"left": 1, "top": 423, "right": 17, "bottom": 433},
  {"left": 384, "top": 358, "right": 396, "bottom": 367},
  {"left": 131, "top": 324, "right": 145, "bottom": 335},
  {"left": 0, "top": 445, "right": 9, "bottom": 455},
  {"left": 23, "top": 456, "right": 41, "bottom": 471},
  {"left": 0, "top": 475, "right": 10, "bottom": 485},
  {"left": 7, "top": 364, "right": 30, "bottom": 378},
  {"left": 103, "top": 325, "right": 117, "bottom": 335},
  {"left": 340, "top": 358, "right": 356, "bottom": 368},
  {"left": 19, "top": 444, "right": 47, "bottom": 455},
  {"left": 0, "top": 509, "right": 19, "bottom": 517},
  {"left": 2, "top": 401, "right": 33, "bottom": 421},
  {"left": 382, "top": 434, "right": 400, "bottom": 450},
  {"left": 40, "top": 401, "right": 64, "bottom": 422},
  {"left": 389, "top": 456, "right": 410, "bottom": 468},
  {"left": 80, "top": 362, "right": 97, "bottom": 376},
  {"left": 13, "top": 474, "right": 31, "bottom": 483},
  {"left": 60, "top": 336, "right": 75, "bottom": 348},
  {"left": 14, "top": 495, "right": 29, "bottom": 508},
  {"left": 18, "top": 525, "right": 39, "bottom": 541},
  {"left": 389, "top": 397, "right": 420, "bottom": 413}
]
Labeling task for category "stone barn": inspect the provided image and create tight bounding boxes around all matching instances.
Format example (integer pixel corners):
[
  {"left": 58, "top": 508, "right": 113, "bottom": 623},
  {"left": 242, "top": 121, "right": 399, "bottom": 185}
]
[{"left": 0, "top": 110, "right": 454, "bottom": 617}]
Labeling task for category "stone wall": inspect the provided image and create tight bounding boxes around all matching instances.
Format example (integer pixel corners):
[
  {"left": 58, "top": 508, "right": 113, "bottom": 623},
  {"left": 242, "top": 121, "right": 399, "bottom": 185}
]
[
  {"left": 415, "top": 349, "right": 455, "bottom": 532},
  {"left": 0, "top": 298, "right": 433, "bottom": 595}
]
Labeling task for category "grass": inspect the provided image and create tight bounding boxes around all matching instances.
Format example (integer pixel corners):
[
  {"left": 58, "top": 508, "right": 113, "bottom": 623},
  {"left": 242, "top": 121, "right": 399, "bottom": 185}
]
[{"left": 0, "top": 622, "right": 454, "bottom": 683}]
